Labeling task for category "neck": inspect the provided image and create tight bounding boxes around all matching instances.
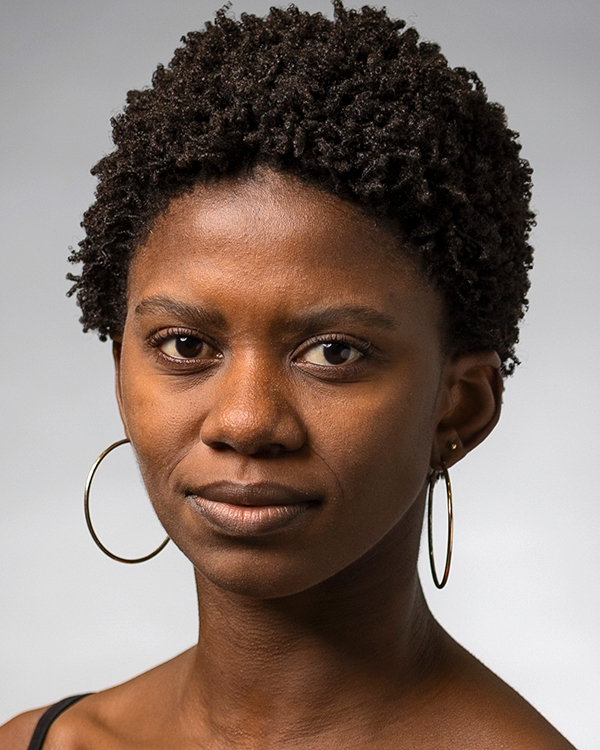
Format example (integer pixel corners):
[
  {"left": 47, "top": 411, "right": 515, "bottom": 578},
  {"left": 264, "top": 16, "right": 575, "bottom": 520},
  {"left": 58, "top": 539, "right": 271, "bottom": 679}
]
[{"left": 179, "top": 501, "right": 448, "bottom": 746}]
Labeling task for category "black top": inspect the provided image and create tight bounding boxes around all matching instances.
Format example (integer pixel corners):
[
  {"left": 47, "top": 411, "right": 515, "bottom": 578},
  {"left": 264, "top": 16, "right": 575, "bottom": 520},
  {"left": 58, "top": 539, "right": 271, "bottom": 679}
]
[{"left": 27, "top": 695, "right": 91, "bottom": 750}]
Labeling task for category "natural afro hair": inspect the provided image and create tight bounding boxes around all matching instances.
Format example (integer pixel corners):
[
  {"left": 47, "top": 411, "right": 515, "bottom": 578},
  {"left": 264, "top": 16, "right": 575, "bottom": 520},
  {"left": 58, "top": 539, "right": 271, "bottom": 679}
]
[{"left": 68, "top": 2, "right": 534, "bottom": 375}]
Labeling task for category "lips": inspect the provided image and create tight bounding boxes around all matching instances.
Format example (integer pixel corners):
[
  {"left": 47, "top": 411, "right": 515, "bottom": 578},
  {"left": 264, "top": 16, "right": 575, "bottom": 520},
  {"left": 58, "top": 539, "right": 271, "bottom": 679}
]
[{"left": 186, "top": 481, "right": 321, "bottom": 536}]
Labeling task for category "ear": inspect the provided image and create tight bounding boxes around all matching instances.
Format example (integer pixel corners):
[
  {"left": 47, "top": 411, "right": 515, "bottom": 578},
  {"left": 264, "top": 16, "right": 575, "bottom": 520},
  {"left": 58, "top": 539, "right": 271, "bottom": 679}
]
[
  {"left": 431, "top": 350, "right": 503, "bottom": 469},
  {"left": 112, "top": 339, "right": 129, "bottom": 439}
]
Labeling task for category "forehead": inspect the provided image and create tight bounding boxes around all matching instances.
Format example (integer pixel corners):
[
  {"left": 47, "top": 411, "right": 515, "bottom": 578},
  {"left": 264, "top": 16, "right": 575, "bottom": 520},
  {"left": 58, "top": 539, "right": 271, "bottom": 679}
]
[
  {"left": 136, "top": 172, "right": 399, "bottom": 265},
  {"left": 128, "top": 171, "right": 441, "bottom": 334}
]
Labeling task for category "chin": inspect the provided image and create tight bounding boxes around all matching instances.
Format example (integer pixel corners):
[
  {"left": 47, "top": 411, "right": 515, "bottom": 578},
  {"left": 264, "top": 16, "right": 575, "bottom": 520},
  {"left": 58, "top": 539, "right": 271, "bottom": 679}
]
[
  {"left": 182, "top": 528, "right": 371, "bottom": 600},
  {"left": 194, "top": 554, "right": 333, "bottom": 599}
]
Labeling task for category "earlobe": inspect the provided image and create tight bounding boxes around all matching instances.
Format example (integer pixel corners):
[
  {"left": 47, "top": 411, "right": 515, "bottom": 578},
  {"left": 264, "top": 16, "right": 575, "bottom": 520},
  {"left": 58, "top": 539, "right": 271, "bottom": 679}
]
[
  {"left": 432, "top": 350, "right": 503, "bottom": 468},
  {"left": 112, "top": 340, "right": 129, "bottom": 438}
]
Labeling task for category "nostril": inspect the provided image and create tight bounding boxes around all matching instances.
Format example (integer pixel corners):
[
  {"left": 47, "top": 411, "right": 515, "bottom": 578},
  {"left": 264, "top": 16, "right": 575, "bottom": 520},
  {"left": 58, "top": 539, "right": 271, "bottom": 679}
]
[
  {"left": 262, "top": 443, "right": 287, "bottom": 458},
  {"left": 207, "top": 439, "right": 289, "bottom": 457},
  {"left": 208, "top": 441, "right": 235, "bottom": 453}
]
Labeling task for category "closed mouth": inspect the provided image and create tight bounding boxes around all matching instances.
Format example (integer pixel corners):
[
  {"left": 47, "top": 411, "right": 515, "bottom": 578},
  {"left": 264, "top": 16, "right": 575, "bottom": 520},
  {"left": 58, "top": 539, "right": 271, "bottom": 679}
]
[
  {"left": 188, "top": 481, "right": 319, "bottom": 506},
  {"left": 185, "top": 481, "right": 321, "bottom": 536}
]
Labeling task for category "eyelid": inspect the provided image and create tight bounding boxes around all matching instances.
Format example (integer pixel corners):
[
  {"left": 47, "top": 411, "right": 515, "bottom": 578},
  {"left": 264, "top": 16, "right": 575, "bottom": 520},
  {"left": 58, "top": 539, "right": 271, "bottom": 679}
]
[
  {"left": 147, "top": 327, "right": 222, "bottom": 363},
  {"left": 294, "top": 333, "right": 372, "bottom": 363}
]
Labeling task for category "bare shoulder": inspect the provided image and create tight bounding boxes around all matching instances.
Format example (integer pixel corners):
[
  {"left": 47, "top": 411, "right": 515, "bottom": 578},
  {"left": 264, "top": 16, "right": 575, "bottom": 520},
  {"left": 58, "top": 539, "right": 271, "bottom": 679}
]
[
  {"left": 450, "top": 690, "right": 579, "bottom": 750},
  {"left": 0, "top": 706, "right": 49, "bottom": 750},
  {"left": 1, "top": 650, "right": 195, "bottom": 750},
  {"left": 0, "top": 649, "right": 193, "bottom": 750},
  {"left": 436, "top": 643, "right": 579, "bottom": 750}
]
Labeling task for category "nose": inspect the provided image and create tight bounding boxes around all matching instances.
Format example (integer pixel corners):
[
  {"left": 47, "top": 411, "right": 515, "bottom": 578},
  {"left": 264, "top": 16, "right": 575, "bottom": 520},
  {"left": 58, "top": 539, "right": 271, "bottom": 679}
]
[{"left": 199, "top": 356, "right": 307, "bottom": 456}]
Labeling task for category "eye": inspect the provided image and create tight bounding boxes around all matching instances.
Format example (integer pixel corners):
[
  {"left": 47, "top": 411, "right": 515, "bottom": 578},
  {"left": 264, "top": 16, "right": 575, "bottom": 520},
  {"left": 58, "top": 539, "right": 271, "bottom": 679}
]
[
  {"left": 158, "top": 334, "right": 216, "bottom": 360},
  {"left": 299, "top": 340, "right": 363, "bottom": 367}
]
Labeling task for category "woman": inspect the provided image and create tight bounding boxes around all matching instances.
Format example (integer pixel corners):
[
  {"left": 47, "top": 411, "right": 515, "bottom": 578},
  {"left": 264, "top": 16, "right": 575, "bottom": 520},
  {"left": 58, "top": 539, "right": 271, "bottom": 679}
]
[{"left": 0, "top": 4, "right": 578, "bottom": 748}]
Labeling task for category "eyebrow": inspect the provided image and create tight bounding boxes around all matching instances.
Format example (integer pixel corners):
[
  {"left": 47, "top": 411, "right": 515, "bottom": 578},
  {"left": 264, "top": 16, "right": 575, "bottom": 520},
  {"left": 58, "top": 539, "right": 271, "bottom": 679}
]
[
  {"left": 134, "top": 296, "right": 227, "bottom": 329},
  {"left": 134, "top": 296, "right": 397, "bottom": 333},
  {"left": 289, "top": 305, "right": 398, "bottom": 333}
]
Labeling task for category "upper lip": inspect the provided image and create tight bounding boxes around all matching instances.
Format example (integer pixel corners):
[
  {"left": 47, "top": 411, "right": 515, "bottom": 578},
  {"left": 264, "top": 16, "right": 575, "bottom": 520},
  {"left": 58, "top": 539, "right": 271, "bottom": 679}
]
[{"left": 187, "top": 481, "right": 319, "bottom": 507}]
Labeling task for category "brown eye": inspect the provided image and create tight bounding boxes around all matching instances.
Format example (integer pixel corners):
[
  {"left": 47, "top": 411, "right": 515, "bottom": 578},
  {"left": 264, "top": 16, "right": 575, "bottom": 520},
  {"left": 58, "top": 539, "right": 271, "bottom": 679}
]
[
  {"left": 300, "top": 341, "right": 362, "bottom": 366},
  {"left": 160, "top": 335, "right": 210, "bottom": 360}
]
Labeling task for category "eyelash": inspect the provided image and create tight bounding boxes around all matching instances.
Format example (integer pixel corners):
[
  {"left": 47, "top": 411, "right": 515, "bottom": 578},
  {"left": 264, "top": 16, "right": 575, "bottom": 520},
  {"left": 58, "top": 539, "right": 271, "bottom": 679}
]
[
  {"left": 147, "top": 327, "right": 221, "bottom": 366},
  {"left": 296, "top": 332, "right": 371, "bottom": 359},
  {"left": 146, "top": 328, "right": 374, "bottom": 373}
]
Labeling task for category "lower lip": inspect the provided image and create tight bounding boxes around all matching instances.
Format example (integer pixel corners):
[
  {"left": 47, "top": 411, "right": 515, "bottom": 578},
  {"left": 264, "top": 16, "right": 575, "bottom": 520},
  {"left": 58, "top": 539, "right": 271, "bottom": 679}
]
[{"left": 188, "top": 496, "right": 318, "bottom": 536}]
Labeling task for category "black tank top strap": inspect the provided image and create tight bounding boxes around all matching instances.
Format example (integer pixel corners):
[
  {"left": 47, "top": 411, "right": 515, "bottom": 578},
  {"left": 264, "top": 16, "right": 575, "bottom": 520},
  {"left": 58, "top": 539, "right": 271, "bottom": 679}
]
[{"left": 27, "top": 694, "right": 92, "bottom": 750}]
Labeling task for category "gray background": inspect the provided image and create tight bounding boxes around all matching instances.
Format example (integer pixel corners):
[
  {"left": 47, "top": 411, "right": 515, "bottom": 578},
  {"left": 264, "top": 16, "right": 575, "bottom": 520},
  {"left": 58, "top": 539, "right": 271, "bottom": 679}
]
[{"left": 1, "top": 0, "right": 598, "bottom": 746}]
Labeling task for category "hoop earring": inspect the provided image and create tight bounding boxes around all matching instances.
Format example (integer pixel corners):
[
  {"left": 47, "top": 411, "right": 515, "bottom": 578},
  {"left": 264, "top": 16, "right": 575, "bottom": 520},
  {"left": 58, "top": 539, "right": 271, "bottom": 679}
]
[
  {"left": 427, "top": 459, "right": 453, "bottom": 589},
  {"left": 84, "top": 438, "right": 170, "bottom": 564}
]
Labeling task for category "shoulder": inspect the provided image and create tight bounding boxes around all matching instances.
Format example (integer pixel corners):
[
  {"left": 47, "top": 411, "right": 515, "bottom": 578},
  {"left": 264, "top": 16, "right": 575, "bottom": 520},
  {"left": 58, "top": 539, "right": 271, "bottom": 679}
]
[
  {"left": 0, "top": 650, "right": 194, "bottom": 750},
  {"left": 436, "top": 643, "right": 579, "bottom": 750},
  {"left": 0, "top": 697, "right": 102, "bottom": 750},
  {"left": 0, "top": 706, "right": 49, "bottom": 750},
  {"left": 448, "top": 696, "right": 578, "bottom": 750}
]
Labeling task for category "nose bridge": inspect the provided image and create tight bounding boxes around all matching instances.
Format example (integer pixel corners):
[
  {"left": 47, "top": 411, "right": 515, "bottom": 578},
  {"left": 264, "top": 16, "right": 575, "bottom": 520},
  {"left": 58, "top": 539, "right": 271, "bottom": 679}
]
[{"left": 200, "top": 350, "right": 305, "bottom": 454}]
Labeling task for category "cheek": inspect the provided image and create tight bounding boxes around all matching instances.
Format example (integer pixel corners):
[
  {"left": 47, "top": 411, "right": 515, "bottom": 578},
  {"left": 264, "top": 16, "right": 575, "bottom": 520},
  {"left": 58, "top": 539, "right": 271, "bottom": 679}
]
[
  {"left": 301, "top": 374, "right": 440, "bottom": 547},
  {"left": 118, "top": 354, "right": 196, "bottom": 498}
]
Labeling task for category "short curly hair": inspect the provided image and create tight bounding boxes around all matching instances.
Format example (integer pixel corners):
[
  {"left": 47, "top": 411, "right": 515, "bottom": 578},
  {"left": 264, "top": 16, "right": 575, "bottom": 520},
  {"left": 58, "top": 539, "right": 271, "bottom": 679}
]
[{"left": 68, "top": 2, "right": 534, "bottom": 375}]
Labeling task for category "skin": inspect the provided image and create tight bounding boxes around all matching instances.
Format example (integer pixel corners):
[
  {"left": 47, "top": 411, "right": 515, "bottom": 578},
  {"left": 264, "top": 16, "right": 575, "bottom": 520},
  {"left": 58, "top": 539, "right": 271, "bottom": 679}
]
[{"left": 0, "top": 170, "right": 576, "bottom": 749}]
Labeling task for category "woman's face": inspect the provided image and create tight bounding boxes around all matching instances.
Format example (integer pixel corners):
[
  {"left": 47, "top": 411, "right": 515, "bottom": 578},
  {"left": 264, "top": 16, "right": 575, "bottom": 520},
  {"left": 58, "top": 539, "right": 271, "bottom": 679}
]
[{"left": 115, "top": 170, "right": 451, "bottom": 598}]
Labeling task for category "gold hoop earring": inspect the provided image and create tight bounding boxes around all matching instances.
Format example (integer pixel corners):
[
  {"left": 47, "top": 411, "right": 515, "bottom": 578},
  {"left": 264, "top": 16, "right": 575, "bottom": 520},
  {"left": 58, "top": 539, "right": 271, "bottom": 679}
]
[
  {"left": 427, "top": 459, "right": 453, "bottom": 589},
  {"left": 84, "top": 438, "right": 170, "bottom": 564}
]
